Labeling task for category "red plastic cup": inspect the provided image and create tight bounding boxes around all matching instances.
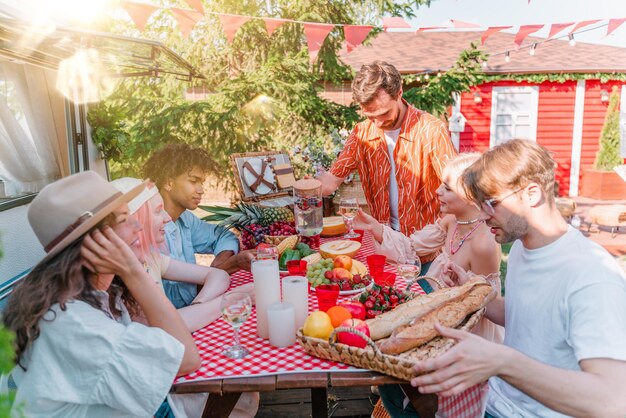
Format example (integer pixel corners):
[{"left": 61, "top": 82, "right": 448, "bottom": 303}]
[
  {"left": 287, "top": 259, "right": 308, "bottom": 276},
  {"left": 374, "top": 271, "right": 396, "bottom": 287},
  {"left": 348, "top": 229, "right": 364, "bottom": 243},
  {"left": 366, "top": 254, "right": 386, "bottom": 277},
  {"left": 315, "top": 284, "right": 340, "bottom": 312}
]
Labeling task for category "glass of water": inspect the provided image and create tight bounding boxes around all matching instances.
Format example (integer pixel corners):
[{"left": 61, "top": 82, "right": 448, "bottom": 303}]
[{"left": 220, "top": 292, "right": 252, "bottom": 359}]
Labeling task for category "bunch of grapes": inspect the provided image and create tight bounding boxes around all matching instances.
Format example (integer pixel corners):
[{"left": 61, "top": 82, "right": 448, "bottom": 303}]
[
  {"left": 300, "top": 234, "right": 320, "bottom": 249},
  {"left": 240, "top": 224, "right": 269, "bottom": 250},
  {"left": 306, "top": 258, "right": 334, "bottom": 288},
  {"left": 268, "top": 221, "right": 296, "bottom": 236}
]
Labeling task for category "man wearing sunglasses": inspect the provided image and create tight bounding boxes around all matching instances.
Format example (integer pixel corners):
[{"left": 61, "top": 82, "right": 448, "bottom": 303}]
[{"left": 409, "top": 139, "right": 626, "bottom": 417}]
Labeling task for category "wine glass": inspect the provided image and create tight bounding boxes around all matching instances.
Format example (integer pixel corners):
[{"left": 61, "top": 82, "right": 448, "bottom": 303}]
[
  {"left": 220, "top": 292, "right": 252, "bottom": 359},
  {"left": 339, "top": 197, "right": 360, "bottom": 239},
  {"left": 397, "top": 254, "right": 419, "bottom": 283},
  {"left": 410, "top": 240, "right": 422, "bottom": 277}
]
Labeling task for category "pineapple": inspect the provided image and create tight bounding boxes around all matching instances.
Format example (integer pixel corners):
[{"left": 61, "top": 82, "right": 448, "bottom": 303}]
[{"left": 200, "top": 202, "right": 294, "bottom": 229}]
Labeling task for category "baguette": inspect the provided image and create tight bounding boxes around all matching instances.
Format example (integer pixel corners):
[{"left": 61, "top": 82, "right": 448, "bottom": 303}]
[
  {"left": 378, "top": 282, "right": 494, "bottom": 354},
  {"left": 366, "top": 279, "right": 488, "bottom": 341}
]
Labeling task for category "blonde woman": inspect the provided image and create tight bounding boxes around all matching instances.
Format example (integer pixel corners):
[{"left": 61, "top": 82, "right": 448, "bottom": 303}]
[{"left": 353, "top": 153, "right": 502, "bottom": 418}]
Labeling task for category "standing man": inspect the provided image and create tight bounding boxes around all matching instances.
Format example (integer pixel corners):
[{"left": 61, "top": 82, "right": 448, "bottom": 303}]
[
  {"left": 144, "top": 143, "right": 254, "bottom": 309},
  {"left": 410, "top": 140, "right": 626, "bottom": 417},
  {"left": 317, "top": 61, "right": 457, "bottom": 262}
]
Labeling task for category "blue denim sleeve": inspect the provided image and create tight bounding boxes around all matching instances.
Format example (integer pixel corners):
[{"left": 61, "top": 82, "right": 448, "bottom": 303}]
[{"left": 185, "top": 212, "right": 240, "bottom": 255}]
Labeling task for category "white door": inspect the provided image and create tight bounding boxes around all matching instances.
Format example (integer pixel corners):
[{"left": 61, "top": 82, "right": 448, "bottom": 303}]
[{"left": 489, "top": 86, "right": 539, "bottom": 147}]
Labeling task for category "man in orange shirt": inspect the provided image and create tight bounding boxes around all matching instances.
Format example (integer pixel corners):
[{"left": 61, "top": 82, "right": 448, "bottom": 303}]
[{"left": 317, "top": 61, "right": 457, "bottom": 261}]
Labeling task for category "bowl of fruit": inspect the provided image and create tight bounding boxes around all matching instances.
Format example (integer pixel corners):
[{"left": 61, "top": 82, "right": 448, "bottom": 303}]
[
  {"left": 356, "top": 284, "right": 413, "bottom": 319},
  {"left": 306, "top": 255, "right": 373, "bottom": 296}
]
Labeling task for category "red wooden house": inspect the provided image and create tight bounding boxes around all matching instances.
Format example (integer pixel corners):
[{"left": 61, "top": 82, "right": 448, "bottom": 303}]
[{"left": 328, "top": 31, "right": 626, "bottom": 198}]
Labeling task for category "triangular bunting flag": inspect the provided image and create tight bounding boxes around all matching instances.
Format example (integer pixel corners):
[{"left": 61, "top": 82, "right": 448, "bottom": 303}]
[
  {"left": 569, "top": 19, "right": 602, "bottom": 33},
  {"left": 451, "top": 19, "right": 480, "bottom": 29},
  {"left": 184, "top": 0, "right": 204, "bottom": 14},
  {"left": 263, "top": 17, "right": 289, "bottom": 37},
  {"left": 416, "top": 26, "right": 445, "bottom": 32},
  {"left": 218, "top": 14, "right": 252, "bottom": 44},
  {"left": 382, "top": 17, "right": 411, "bottom": 30},
  {"left": 548, "top": 22, "right": 574, "bottom": 39},
  {"left": 171, "top": 8, "right": 203, "bottom": 38},
  {"left": 607, "top": 18, "right": 626, "bottom": 36},
  {"left": 343, "top": 25, "right": 373, "bottom": 53},
  {"left": 303, "top": 23, "right": 335, "bottom": 62},
  {"left": 514, "top": 24, "right": 544, "bottom": 48},
  {"left": 481, "top": 26, "right": 512, "bottom": 45},
  {"left": 121, "top": 1, "right": 159, "bottom": 31}
]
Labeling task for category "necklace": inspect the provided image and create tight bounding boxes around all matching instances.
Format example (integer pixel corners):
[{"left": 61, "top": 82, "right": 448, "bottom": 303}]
[
  {"left": 450, "top": 220, "right": 485, "bottom": 255},
  {"left": 456, "top": 217, "right": 481, "bottom": 225}
]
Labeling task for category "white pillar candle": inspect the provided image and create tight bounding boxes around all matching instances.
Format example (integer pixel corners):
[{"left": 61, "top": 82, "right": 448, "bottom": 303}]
[
  {"left": 282, "top": 276, "right": 309, "bottom": 330},
  {"left": 252, "top": 258, "right": 280, "bottom": 339},
  {"left": 267, "top": 302, "right": 296, "bottom": 347}
]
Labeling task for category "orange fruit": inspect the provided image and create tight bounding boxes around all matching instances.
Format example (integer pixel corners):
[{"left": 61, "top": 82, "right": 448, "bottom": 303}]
[
  {"left": 302, "top": 311, "right": 334, "bottom": 340},
  {"left": 326, "top": 305, "right": 352, "bottom": 328}
]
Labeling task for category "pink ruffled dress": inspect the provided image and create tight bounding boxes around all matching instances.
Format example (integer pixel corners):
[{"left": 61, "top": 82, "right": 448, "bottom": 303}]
[{"left": 373, "top": 221, "right": 504, "bottom": 418}]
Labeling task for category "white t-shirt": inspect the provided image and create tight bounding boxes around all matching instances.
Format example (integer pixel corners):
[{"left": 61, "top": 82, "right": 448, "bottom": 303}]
[
  {"left": 8, "top": 288, "right": 184, "bottom": 418},
  {"left": 384, "top": 128, "right": 401, "bottom": 231},
  {"left": 486, "top": 227, "right": 626, "bottom": 418}
]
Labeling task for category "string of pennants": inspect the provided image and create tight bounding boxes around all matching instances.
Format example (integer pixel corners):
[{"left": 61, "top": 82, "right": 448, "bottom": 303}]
[{"left": 120, "top": 1, "right": 626, "bottom": 62}]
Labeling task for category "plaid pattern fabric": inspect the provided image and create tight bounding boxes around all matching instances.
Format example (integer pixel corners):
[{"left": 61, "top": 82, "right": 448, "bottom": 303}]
[
  {"left": 330, "top": 101, "right": 457, "bottom": 237},
  {"left": 437, "top": 381, "right": 488, "bottom": 418}
]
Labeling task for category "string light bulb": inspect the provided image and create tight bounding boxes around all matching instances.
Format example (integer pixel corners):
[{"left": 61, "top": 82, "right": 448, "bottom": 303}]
[
  {"left": 437, "top": 71, "right": 442, "bottom": 77},
  {"left": 481, "top": 60, "right": 488, "bottom": 68},
  {"left": 424, "top": 73, "right": 430, "bottom": 80},
  {"left": 504, "top": 51, "right": 511, "bottom": 63},
  {"left": 529, "top": 43, "right": 537, "bottom": 56},
  {"left": 568, "top": 33, "right": 576, "bottom": 47}
]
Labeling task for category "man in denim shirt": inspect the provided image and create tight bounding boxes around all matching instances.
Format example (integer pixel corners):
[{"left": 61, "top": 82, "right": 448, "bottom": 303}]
[{"left": 144, "top": 144, "right": 255, "bottom": 308}]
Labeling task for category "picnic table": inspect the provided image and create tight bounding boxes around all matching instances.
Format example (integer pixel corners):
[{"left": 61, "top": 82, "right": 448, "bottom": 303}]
[{"left": 171, "top": 231, "right": 430, "bottom": 417}]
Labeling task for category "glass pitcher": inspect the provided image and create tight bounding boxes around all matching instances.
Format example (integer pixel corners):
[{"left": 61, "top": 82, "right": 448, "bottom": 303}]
[{"left": 293, "top": 178, "right": 323, "bottom": 237}]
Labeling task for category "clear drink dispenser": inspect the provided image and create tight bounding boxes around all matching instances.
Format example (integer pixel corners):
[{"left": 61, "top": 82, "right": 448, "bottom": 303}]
[{"left": 293, "top": 178, "right": 323, "bottom": 237}]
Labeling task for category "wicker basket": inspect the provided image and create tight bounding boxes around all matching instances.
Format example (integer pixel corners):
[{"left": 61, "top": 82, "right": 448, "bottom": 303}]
[{"left": 296, "top": 308, "right": 484, "bottom": 381}]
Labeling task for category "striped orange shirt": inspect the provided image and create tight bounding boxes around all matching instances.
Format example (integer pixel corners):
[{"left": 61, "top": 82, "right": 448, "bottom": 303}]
[{"left": 330, "top": 100, "right": 457, "bottom": 237}]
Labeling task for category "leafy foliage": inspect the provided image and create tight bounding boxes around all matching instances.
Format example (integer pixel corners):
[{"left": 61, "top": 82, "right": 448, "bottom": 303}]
[
  {"left": 0, "top": 237, "right": 16, "bottom": 417},
  {"left": 594, "top": 87, "right": 623, "bottom": 171},
  {"left": 402, "top": 43, "right": 487, "bottom": 117},
  {"left": 89, "top": 0, "right": 489, "bottom": 191}
]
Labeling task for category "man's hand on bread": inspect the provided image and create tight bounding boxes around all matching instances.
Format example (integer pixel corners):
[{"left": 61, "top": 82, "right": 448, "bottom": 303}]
[{"left": 410, "top": 323, "right": 506, "bottom": 396}]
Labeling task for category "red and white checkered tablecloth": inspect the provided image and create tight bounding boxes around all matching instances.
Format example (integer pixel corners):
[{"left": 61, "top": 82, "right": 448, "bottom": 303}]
[
  {"left": 176, "top": 231, "right": 486, "bottom": 418},
  {"left": 176, "top": 232, "right": 417, "bottom": 384}
]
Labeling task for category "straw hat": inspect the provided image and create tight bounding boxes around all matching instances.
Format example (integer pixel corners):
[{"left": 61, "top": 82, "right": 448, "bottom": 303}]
[
  {"left": 28, "top": 171, "right": 146, "bottom": 262},
  {"left": 110, "top": 177, "right": 158, "bottom": 214}
]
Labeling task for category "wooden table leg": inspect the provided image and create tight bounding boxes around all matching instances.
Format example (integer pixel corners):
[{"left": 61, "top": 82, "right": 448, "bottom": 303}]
[
  {"left": 310, "top": 387, "right": 328, "bottom": 418},
  {"left": 202, "top": 392, "right": 242, "bottom": 418},
  {"left": 401, "top": 384, "right": 438, "bottom": 418}
]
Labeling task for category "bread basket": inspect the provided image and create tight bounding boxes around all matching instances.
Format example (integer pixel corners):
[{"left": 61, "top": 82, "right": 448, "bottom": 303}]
[{"left": 296, "top": 308, "right": 484, "bottom": 381}]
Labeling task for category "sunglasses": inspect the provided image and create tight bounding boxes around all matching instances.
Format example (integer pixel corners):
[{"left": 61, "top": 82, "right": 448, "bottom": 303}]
[{"left": 481, "top": 187, "right": 525, "bottom": 216}]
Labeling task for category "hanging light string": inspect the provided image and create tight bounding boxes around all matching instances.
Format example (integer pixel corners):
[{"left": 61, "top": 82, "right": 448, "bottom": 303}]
[{"left": 405, "top": 21, "right": 612, "bottom": 80}]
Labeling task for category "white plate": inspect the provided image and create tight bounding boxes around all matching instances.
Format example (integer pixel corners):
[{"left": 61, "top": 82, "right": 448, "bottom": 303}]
[{"left": 339, "top": 281, "right": 373, "bottom": 296}]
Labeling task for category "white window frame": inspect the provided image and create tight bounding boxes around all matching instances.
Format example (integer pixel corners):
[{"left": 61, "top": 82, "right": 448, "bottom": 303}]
[{"left": 489, "top": 86, "right": 539, "bottom": 148}]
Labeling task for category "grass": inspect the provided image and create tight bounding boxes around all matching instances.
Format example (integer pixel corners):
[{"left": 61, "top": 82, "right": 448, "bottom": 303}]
[{"left": 499, "top": 243, "right": 512, "bottom": 295}]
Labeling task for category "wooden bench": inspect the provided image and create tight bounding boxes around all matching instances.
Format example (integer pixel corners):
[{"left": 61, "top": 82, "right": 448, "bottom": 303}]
[{"left": 588, "top": 205, "right": 626, "bottom": 238}]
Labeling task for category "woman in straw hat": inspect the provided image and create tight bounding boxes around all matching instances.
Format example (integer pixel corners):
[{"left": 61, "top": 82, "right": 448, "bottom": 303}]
[
  {"left": 2, "top": 171, "right": 200, "bottom": 418},
  {"left": 110, "top": 178, "right": 259, "bottom": 418}
]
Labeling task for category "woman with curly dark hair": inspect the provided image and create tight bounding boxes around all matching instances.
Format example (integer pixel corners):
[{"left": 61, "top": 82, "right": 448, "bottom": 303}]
[{"left": 2, "top": 171, "right": 200, "bottom": 417}]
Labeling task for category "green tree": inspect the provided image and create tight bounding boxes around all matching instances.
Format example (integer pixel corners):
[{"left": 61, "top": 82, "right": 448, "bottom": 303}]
[
  {"left": 89, "top": 0, "right": 485, "bottom": 191},
  {"left": 0, "top": 236, "right": 16, "bottom": 417},
  {"left": 594, "top": 87, "right": 623, "bottom": 171}
]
